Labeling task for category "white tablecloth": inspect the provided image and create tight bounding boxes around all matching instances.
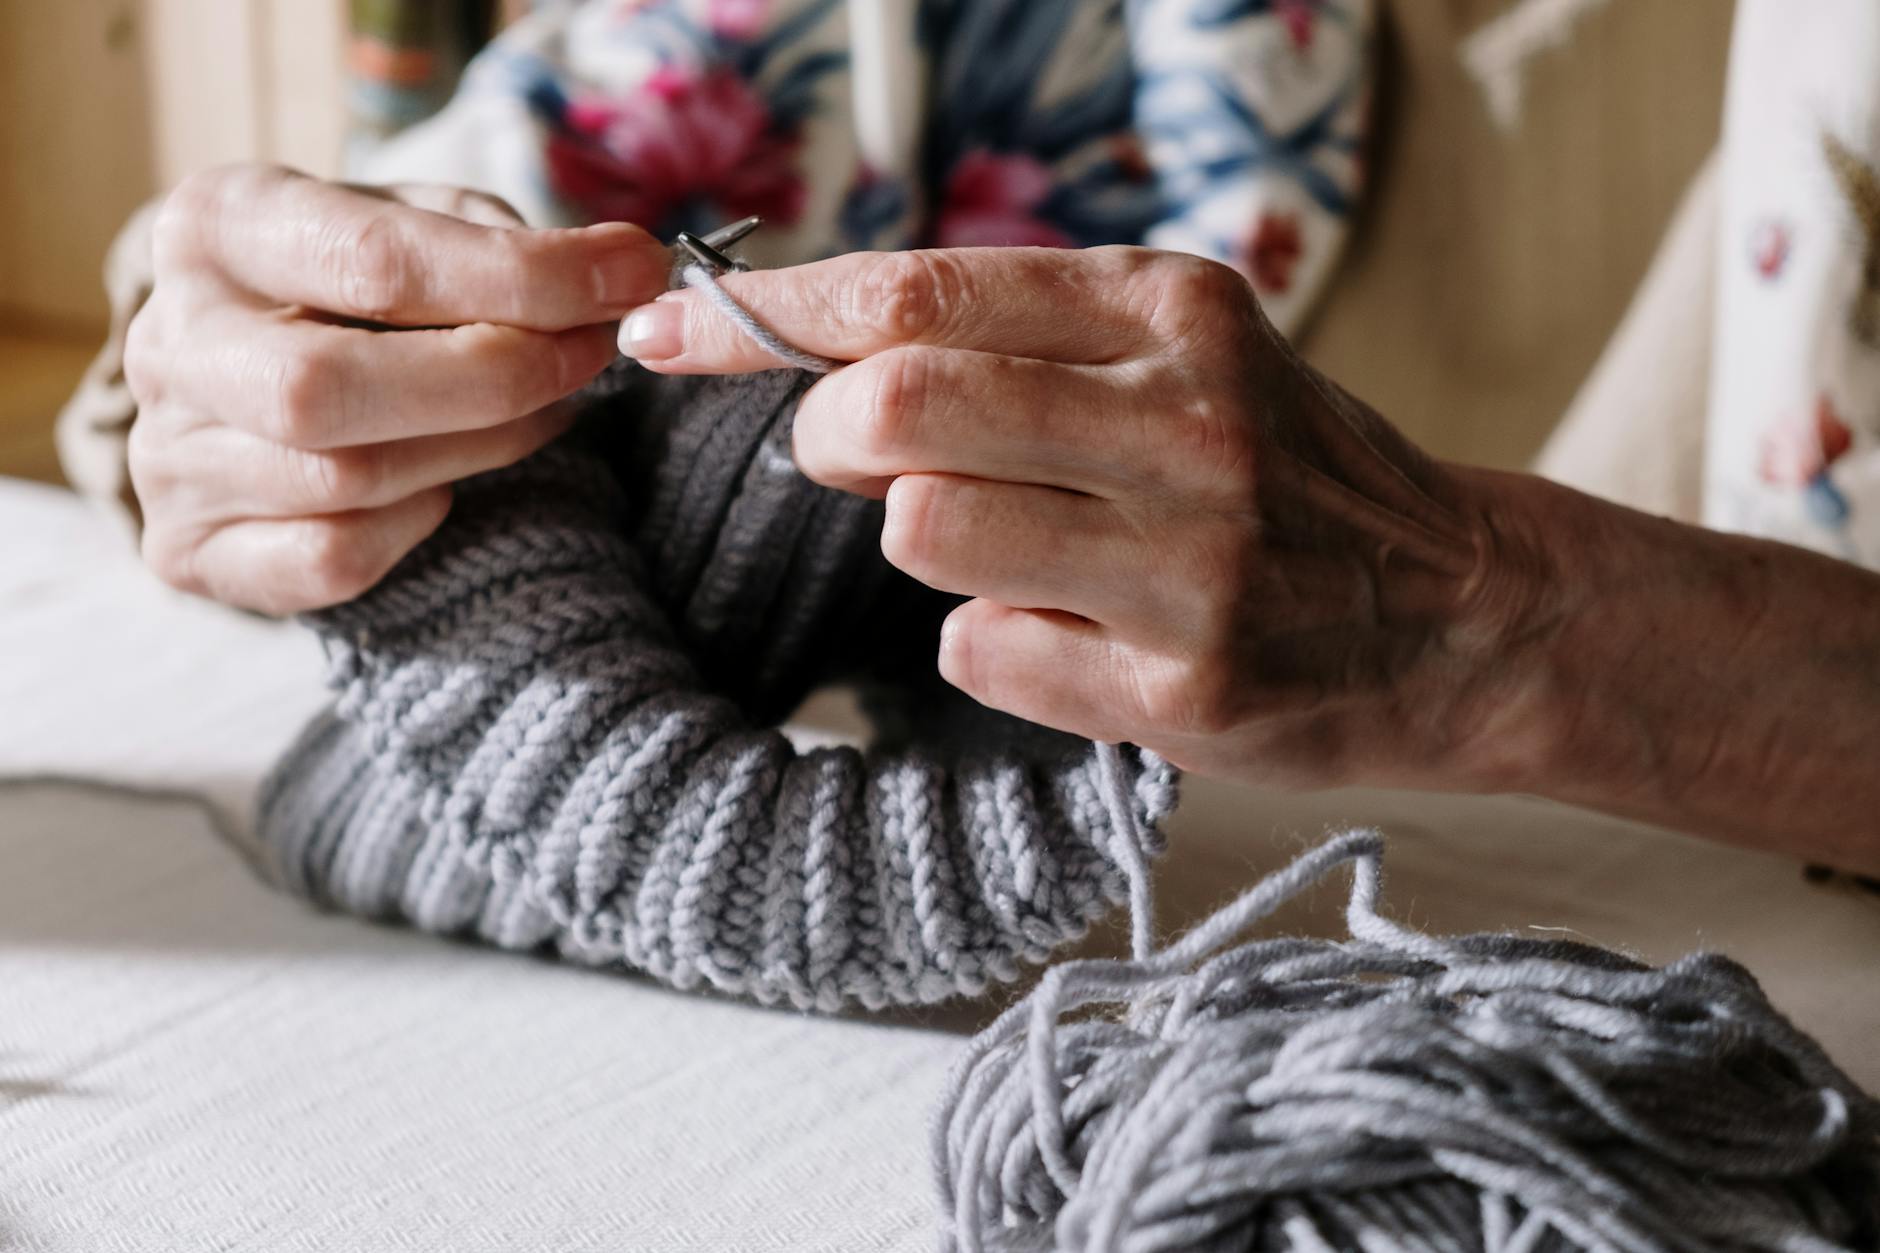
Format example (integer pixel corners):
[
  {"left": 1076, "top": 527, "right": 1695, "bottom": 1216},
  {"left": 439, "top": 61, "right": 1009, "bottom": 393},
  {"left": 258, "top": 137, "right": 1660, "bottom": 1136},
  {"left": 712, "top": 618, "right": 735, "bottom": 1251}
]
[{"left": 2, "top": 477, "right": 1874, "bottom": 1252}]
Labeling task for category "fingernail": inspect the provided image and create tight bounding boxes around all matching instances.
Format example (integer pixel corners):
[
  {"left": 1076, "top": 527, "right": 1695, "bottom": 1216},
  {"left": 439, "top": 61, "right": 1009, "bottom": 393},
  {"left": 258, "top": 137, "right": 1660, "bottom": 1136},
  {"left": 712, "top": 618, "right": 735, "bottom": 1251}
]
[
  {"left": 619, "top": 300, "right": 684, "bottom": 359},
  {"left": 938, "top": 611, "right": 972, "bottom": 682}
]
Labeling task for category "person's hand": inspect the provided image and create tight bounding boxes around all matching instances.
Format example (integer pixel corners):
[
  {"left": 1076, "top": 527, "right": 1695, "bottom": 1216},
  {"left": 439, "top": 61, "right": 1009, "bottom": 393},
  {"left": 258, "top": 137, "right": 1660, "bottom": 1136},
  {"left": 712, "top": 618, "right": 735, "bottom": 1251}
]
[
  {"left": 126, "top": 164, "right": 667, "bottom": 614},
  {"left": 616, "top": 247, "right": 1547, "bottom": 793}
]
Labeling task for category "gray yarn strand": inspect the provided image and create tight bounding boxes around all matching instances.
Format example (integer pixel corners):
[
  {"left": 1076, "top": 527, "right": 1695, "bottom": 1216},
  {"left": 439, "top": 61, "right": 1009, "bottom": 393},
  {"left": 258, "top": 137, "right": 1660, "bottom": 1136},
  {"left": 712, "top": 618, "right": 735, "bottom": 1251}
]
[
  {"left": 932, "top": 828, "right": 1880, "bottom": 1253},
  {"left": 1094, "top": 742, "right": 1156, "bottom": 963},
  {"left": 681, "top": 262, "right": 844, "bottom": 373}
]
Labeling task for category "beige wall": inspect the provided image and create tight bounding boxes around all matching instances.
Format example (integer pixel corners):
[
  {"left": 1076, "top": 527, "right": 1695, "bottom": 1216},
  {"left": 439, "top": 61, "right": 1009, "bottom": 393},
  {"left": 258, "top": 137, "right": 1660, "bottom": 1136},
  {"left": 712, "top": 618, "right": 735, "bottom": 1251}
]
[
  {"left": 1305, "top": 1, "right": 1736, "bottom": 470},
  {"left": 141, "top": 0, "right": 346, "bottom": 190},
  {"left": 0, "top": 2, "right": 157, "bottom": 329},
  {"left": 0, "top": 0, "right": 344, "bottom": 333}
]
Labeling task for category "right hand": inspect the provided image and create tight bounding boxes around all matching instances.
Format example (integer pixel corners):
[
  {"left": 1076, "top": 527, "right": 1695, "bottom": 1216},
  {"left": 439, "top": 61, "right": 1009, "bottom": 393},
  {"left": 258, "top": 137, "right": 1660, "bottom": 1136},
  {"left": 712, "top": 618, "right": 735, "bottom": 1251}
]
[{"left": 125, "top": 164, "right": 667, "bottom": 614}]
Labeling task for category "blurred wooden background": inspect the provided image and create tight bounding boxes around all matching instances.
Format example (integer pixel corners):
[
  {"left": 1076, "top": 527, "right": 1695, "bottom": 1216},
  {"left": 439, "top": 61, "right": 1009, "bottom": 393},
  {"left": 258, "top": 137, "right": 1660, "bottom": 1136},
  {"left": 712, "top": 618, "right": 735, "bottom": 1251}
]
[
  {"left": 0, "top": 0, "right": 345, "bottom": 483},
  {"left": 0, "top": 1, "right": 1733, "bottom": 487}
]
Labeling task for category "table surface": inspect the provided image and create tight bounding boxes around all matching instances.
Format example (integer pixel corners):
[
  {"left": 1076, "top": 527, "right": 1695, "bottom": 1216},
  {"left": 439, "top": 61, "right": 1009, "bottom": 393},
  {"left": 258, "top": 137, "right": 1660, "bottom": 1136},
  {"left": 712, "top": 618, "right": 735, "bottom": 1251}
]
[{"left": 2, "top": 474, "right": 1875, "bottom": 1252}]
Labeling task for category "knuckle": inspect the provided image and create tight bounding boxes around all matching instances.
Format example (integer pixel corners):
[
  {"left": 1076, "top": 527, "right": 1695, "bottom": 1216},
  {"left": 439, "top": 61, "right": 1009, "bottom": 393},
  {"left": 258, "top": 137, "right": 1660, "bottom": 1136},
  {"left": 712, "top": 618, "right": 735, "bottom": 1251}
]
[
  {"left": 464, "top": 232, "right": 537, "bottom": 331},
  {"left": 297, "top": 520, "right": 375, "bottom": 604},
  {"left": 301, "top": 446, "right": 381, "bottom": 510},
  {"left": 122, "top": 309, "right": 169, "bottom": 406},
  {"left": 124, "top": 412, "right": 179, "bottom": 498},
  {"left": 1169, "top": 388, "right": 1256, "bottom": 489},
  {"left": 151, "top": 170, "right": 222, "bottom": 265},
  {"left": 449, "top": 324, "right": 530, "bottom": 420},
  {"left": 138, "top": 527, "right": 203, "bottom": 597},
  {"left": 1168, "top": 253, "right": 1249, "bottom": 309},
  {"left": 857, "top": 251, "right": 961, "bottom": 343},
  {"left": 150, "top": 192, "right": 200, "bottom": 271},
  {"left": 1091, "top": 245, "right": 1171, "bottom": 304},
  {"left": 1141, "top": 253, "right": 1249, "bottom": 343},
  {"left": 938, "top": 605, "right": 997, "bottom": 703},
  {"left": 853, "top": 346, "right": 933, "bottom": 465},
  {"left": 266, "top": 346, "right": 340, "bottom": 448},
  {"left": 334, "top": 212, "right": 413, "bottom": 321},
  {"left": 788, "top": 389, "right": 840, "bottom": 484},
  {"left": 879, "top": 475, "right": 942, "bottom": 574},
  {"left": 485, "top": 226, "right": 539, "bottom": 285},
  {"left": 1139, "top": 654, "right": 1244, "bottom": 740},
  {"left": 154, "top": 163, "right": 282, "bottom": 267}
]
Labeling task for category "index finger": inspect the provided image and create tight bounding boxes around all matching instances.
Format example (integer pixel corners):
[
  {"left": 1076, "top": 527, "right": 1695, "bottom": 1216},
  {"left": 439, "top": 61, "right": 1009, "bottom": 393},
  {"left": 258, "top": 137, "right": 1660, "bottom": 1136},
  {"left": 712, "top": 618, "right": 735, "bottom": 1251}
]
[
  {"left": 167, "top": 165, "right": 669, "bottom": 330},
  {"left": 618, "top": 246, "right": 1165, "bottom": 372}
]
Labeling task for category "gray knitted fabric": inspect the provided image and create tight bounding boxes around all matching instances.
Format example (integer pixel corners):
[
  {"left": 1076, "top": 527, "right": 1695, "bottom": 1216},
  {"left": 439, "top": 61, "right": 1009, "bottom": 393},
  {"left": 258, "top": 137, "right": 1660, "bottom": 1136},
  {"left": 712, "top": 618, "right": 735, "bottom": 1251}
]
[{"left": 257, "top": 363, "right": 1176, "bottom": 1010}]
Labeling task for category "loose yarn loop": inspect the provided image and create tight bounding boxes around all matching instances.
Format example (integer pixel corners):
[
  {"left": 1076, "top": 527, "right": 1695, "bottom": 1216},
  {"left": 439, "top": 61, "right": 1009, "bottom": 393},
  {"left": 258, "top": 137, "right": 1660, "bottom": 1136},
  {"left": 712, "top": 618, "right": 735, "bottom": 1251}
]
[
  {"left": 681, "top": 262, "right": 843, "bottom": 373},
  {"left": 677, "top": 261, "right": 1880, "bottom": 1253},
  {"left": 933, "top": 828, "right": 1880, "bottom": 1253}
]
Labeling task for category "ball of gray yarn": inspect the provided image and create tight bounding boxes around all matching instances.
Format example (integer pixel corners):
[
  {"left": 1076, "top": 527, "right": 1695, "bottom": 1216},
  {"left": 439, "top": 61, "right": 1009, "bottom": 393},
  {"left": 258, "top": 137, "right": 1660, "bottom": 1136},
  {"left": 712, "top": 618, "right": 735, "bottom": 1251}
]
[{"left": 935, "top": 830, "right": 1880, "bottom": 1253}]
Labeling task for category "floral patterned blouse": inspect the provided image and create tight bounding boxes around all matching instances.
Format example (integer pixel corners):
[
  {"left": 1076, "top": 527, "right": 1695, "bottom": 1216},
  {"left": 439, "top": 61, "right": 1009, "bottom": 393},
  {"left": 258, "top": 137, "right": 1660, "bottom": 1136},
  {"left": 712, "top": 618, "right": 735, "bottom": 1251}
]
[{"left": 354, "top": 0, "right": 1375, "bottom": 337}]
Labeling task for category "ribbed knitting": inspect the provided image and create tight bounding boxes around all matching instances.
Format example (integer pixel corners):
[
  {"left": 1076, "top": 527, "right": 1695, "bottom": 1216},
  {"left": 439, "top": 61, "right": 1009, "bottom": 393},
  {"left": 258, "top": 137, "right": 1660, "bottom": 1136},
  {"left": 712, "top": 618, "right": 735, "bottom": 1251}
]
[{"left": 257, "top": 364, "right": 1177, "bottom": 1010}]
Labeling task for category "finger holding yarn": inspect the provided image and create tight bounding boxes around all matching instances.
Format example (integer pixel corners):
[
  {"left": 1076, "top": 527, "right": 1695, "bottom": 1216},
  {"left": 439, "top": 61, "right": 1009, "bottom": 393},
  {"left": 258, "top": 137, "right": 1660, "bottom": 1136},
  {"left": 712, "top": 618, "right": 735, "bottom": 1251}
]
[{"left": 933, "top": 831, "right": 1880, "bottom": 1253}]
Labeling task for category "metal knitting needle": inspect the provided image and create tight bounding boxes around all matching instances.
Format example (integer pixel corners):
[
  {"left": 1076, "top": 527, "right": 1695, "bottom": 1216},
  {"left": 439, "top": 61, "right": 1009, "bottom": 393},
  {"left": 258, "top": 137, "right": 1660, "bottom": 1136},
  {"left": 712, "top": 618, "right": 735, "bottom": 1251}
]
[
  {"left": 674, "top": 232, "right": 744, "bottom": 275},
  {"left": 699, "top": 215, "right": 762, "bottom": 252},
  {"left": 674, "top": 215, "right": 762, "bottom": 275}
]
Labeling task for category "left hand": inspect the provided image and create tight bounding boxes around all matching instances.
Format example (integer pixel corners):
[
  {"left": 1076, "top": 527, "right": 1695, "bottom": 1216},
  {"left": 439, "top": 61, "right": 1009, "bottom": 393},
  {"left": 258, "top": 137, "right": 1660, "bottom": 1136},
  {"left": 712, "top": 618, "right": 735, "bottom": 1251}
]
[{"left": 618, "top": 247, "right": 1548, "bottom": 793}]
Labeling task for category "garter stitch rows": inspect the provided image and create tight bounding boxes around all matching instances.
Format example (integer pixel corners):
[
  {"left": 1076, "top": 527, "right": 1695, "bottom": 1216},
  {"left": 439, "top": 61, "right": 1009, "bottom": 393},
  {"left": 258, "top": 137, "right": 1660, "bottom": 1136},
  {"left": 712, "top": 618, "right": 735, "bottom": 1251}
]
[
  {"left": 255, "top": 266, "right": 1177, "bottom": 1012},
  {"left": 939, "top": 830, "right": 1880, "bottom": 1253}
]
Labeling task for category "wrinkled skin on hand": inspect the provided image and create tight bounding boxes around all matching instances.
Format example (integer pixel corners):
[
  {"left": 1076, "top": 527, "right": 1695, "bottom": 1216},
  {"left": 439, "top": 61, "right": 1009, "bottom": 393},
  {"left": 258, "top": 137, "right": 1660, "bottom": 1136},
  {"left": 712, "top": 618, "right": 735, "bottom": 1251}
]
[
  {"left": 619, "top": 246, "right": 1548, "bottom": 794},
  {"left": 126, "top": 163, "right": 668, "bottom": 614}
]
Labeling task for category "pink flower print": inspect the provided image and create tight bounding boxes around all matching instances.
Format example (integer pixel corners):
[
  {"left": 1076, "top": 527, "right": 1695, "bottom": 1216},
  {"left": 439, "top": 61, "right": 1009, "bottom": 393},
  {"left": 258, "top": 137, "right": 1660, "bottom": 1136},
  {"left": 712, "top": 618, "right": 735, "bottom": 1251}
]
[
  {"left": 1240, "top": 212, "right": 1304, "bottom": 294},
  {"left": 1758, "top": 393, "right": 1854, "bottom": 486},
  {"left": 1750, "top": 218, "right": 1792, "bottom": 281},
  {"left": 1277, "top": 0, "right": 1321, "bottom": 52},
  {"left": 708, "top": 0, "right": 770, "bottom": 39},
  {"left": 932, "top": 150, "right": 1075, "bottom": 248},
  {"left": 546, "top": 66, "right": 806, "bottom": 231}
]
